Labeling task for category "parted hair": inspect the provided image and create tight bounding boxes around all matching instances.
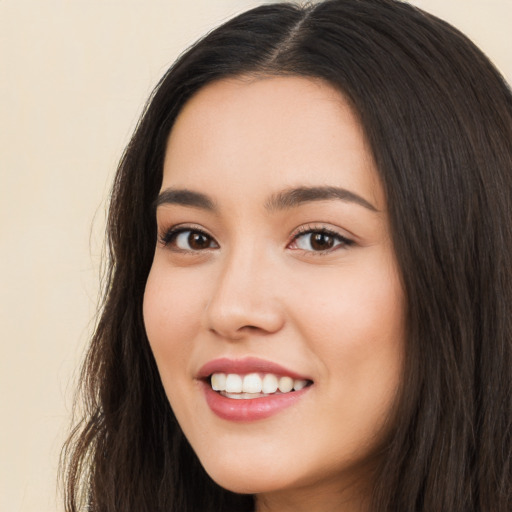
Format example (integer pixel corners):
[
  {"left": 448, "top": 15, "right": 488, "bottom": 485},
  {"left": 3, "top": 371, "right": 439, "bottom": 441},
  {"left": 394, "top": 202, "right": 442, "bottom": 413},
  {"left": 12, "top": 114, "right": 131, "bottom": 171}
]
[{"left": 62, "top": 1, "right": 512, "bottom": 511}]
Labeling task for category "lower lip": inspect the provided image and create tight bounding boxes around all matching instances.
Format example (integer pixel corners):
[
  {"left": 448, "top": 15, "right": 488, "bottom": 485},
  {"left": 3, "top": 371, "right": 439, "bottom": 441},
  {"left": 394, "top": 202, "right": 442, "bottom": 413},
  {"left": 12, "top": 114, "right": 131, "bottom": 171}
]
[{"left": 202, "top": 381, "right": 311, "bottom": 422}]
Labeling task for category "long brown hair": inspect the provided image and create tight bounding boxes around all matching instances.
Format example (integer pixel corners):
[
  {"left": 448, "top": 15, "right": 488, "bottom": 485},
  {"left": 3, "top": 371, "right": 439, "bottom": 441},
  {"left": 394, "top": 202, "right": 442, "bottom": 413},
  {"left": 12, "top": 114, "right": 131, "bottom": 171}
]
[{"left": 62, "top": 1, "right": 512, "bottom": 510}]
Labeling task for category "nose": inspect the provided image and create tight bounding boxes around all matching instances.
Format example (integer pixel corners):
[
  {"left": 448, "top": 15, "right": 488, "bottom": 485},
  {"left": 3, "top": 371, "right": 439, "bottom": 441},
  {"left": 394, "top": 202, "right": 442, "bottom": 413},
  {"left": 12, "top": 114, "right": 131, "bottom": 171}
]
[{"left": 202, "top": 247, "right": 285, "bottom": 340}]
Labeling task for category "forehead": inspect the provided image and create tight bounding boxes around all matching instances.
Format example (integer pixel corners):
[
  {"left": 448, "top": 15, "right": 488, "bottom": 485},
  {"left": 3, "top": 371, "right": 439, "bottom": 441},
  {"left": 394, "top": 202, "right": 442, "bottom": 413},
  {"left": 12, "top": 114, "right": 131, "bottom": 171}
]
[{"left": 162, "top": 75, "right": 384, "bottom": 211}]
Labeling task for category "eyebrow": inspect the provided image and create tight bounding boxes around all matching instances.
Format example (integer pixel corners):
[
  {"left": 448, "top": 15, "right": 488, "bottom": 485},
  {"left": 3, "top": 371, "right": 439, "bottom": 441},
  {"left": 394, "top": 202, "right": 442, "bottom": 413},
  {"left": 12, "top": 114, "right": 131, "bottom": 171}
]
[
  {"left": 154, "top": 188, "right": 217, "bottom": 211},
  {"left": 265, "top": 186, "right": 378, "bottom": 212},
  {"left": 154, "top": 185, "right": 378, "bottom": 213}
]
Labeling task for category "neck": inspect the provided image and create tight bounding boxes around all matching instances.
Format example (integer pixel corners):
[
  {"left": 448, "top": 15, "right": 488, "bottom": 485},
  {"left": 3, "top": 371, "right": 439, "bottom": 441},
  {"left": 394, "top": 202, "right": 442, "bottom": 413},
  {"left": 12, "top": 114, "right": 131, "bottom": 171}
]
[{"left": 255, "top": 476, "right": 371, "bottom": 512}]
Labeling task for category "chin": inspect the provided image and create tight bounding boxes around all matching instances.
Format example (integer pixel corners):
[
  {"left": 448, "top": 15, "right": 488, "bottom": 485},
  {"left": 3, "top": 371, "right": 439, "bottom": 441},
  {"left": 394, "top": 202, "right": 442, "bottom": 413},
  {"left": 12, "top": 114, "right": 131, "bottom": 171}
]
[{"left": 199, "top": 456, "right": 297, "bottom": 495}]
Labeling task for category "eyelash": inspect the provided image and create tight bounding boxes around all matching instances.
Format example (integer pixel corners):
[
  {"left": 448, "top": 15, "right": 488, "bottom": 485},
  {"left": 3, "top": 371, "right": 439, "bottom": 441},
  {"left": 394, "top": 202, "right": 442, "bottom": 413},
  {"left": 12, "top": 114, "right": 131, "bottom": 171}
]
[
  {"left": 290, "top": 225, "right": 354, "bottom": 254},
  {"left": 158, "top": 224, "right": 354, "bottom": 254},
  {"left": 159, "top": 225, "right": 217, "bottom": 252}
]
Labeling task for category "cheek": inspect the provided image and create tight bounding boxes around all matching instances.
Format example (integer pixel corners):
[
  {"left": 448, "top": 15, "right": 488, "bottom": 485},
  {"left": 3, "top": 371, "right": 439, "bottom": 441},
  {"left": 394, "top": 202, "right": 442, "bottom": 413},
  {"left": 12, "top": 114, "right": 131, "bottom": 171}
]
[
  {"left": 287, "top": 256, "right": 404, "bottom": 411},
  {"left": 143, "top": 262, "right": 206, "bottom": 376},
  {"left": 289, "top": 257, "right": 403, "bottom": 348}
]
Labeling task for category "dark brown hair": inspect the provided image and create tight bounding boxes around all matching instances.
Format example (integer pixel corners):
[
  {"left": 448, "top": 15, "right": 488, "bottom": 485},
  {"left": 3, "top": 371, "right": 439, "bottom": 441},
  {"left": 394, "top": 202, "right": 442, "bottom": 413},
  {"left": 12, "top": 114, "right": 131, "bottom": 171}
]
[{"left": 62, "top": 1, "right": 512, "bottom": 510}]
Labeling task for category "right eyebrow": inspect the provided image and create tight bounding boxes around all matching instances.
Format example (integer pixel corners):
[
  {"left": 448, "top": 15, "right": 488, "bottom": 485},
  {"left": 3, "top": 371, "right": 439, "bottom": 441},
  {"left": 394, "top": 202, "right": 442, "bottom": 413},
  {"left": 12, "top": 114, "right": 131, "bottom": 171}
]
[
  {"left": 264, "top": 185, "right": 378, "bottom": 213},
  {"left": 153, "top": 188, "right": 217, "bottom": 212}
]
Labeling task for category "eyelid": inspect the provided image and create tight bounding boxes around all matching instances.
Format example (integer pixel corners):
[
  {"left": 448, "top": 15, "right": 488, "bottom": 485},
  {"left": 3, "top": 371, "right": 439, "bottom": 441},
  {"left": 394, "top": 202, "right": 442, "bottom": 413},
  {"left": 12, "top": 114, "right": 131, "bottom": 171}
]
[
  {"left": 288, "top": 224, "right": 354, "bottom": 253},
  {"left": 158, "top": 224, "right": 219, "bottom": 251}
]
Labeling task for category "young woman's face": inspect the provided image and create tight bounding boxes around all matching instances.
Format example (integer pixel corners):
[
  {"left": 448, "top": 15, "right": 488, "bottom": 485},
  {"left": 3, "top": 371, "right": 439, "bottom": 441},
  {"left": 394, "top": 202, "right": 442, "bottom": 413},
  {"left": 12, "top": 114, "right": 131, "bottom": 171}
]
[{"left": 144, "top": 76, "right": 404, "bottom": 508}]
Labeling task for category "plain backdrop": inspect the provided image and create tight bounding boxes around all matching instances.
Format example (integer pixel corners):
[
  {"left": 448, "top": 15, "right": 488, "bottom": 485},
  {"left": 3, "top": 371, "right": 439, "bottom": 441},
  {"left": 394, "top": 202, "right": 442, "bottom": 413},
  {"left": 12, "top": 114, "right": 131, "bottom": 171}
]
[{"left": 1, "top": 1, "right": 511, "bottom": 511}]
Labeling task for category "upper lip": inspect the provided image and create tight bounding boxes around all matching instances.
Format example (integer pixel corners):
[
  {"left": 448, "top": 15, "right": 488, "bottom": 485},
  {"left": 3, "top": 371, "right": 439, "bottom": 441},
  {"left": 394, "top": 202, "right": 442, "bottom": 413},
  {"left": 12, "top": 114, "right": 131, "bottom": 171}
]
[{"left": 197, "top": 357, "right": 312, "bottom": 381}]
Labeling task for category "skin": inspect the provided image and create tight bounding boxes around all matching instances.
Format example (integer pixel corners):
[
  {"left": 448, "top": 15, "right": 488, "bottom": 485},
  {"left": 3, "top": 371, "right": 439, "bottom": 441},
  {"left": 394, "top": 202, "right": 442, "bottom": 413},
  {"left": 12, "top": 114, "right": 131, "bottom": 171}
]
[{"left": 143, "top": 76, "right": 405, "bottom": 512}]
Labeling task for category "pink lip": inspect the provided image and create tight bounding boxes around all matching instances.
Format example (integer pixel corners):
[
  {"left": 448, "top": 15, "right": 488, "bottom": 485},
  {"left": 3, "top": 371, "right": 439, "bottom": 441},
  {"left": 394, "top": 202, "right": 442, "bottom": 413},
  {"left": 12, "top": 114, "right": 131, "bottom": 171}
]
[
  {"left": 197, "top": 357, "right": 311, "bottom": 380},
  {"left": 197, "top": 357, "right": 313, "bottom": 422},
  {"left": 202, "top": 382, "right": 311, "bottom": 422}
]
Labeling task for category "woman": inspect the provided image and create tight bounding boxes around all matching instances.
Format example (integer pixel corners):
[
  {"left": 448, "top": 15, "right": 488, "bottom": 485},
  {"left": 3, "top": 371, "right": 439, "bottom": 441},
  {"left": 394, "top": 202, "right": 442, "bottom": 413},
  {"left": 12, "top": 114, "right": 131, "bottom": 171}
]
[{"left": 62, "top": 1, "right": 512, "bottom": 511}]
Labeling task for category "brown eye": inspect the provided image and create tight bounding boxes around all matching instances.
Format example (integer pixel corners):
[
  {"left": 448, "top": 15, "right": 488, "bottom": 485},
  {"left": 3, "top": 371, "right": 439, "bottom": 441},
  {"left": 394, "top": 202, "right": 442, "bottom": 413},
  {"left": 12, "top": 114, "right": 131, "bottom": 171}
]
[
  {"left": 163, "top": 229, "right": 218, "bottom": 251},
  {"left": 291, "top": 228, "right": 352, "bottom": 253},
  {"left": 187, "top": 232, "right": 212, "bottom": 250},
  {"left": 309, "top": 232, "right": 336, "bottom": 251}
]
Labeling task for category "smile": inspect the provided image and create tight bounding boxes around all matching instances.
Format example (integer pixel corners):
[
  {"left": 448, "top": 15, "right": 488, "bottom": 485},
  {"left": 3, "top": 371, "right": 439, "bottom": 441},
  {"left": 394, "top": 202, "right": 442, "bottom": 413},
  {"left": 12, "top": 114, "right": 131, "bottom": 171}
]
[
  {"left": 211, "top": 372, "right": 310, "bottom": 398},
  {"left": 198, "top": 357, "right": 314, "bottom": 421}
]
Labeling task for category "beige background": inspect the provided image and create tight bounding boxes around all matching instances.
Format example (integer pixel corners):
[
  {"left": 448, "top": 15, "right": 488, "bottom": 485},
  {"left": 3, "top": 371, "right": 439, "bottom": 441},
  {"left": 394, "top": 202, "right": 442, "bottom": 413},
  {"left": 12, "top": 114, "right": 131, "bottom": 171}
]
[{"left": 1, "top": 1, "right": 510, "bottom": 511}]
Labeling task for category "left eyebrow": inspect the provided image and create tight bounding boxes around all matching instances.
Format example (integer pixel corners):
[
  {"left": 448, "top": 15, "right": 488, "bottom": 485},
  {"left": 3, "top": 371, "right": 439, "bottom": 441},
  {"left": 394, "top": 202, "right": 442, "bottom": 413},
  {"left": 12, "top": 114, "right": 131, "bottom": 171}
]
[
  {"left": 264, "top": 186, "right": 378, "bottom": 212},
  {"left": 154, "top": 188, "right": 217, "bottom": 212}
]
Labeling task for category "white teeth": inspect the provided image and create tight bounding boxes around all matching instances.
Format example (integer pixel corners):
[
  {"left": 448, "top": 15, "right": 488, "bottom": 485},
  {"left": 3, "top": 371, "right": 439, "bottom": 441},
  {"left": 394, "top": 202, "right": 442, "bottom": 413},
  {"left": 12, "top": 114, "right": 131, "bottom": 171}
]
[
  {"left": 262, "top": 374, "right": 278, "bottom": 394},
  {"left": 210, "top": 372, "right": 310, "bottom": 396},
  {"left": 293, "top": 379, "right": 307, "bottom": 391},
  {"left": 223, "top": 392, "right": 263, "bottom": 400},
  {"left": 211, "top": 372, "right": 226, "bottom": 391},
  {"left": 225, "top": 374, "right": 243, "bottom": 393},
  {"left": 243, "top": 373, "right": 262, "bottom": 393},
  {"left": 278, "top": 376, "right": 294, "bottom": 393}
]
